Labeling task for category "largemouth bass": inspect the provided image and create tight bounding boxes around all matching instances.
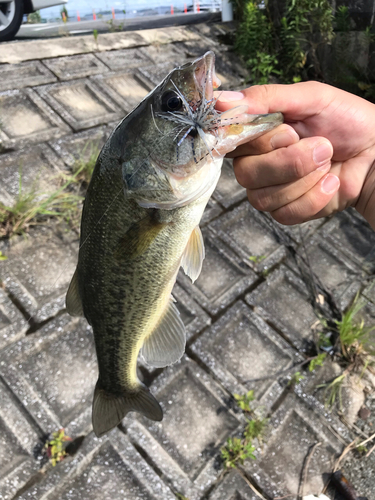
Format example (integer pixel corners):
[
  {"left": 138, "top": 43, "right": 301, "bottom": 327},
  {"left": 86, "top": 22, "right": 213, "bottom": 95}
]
[{"left": 66, "top": 52, "right": 283, "bottom": 437}]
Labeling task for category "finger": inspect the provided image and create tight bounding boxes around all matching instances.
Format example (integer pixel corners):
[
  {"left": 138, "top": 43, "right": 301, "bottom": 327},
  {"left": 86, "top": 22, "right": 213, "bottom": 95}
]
[
  {"left": 247, "top": 162, "right": 331, "bottom": 212},
  {"left": 270, "top": 174, "right": 340, "bottom": 225},
  {"left": 214, "top": 82, "right": 337, "bottom": 120},
  {"left": 233, "top": 138, "right": 333, "bottom": 189},
  {"left": 226, "top": 124, "right": 299, "bottom": 158}
]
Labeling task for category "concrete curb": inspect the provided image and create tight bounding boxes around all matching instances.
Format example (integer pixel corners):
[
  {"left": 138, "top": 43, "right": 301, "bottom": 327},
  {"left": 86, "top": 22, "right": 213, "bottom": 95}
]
[{"left": 0, "top": 25, "right": 200, "bottom": 64}]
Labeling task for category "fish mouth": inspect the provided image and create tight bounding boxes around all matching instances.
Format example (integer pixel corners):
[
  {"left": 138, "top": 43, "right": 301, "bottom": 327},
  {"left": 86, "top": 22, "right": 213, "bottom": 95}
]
[{"left": 194, "top": 51, "right": 221, "bottom": 101}]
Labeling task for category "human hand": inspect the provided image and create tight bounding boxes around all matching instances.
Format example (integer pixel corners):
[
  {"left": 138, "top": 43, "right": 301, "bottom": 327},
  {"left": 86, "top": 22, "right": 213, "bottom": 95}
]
[{"left": 215, "top": 82, "right": 375, "bottom": 230}]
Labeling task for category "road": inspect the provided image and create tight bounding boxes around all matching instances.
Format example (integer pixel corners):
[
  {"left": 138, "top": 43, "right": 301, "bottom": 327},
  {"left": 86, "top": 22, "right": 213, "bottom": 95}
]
[{"left": 16, "top": 11, "right": 221, "bottom": 39}]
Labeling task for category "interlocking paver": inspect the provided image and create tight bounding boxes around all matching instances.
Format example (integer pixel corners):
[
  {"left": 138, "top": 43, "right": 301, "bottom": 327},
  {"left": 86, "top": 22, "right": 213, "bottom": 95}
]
[
  {"left": 0, "top": 144, "right": 65, "bottom": 206},
  {"left": 0, "top": 379, "right": 40, "bottom": 500},
  {"left": 178, "top": 228, "right": 257, "bottom": 316},
  {"left": 243, "top": 393, "right": 344, "bottom": 499},
  {"left": 212, "top": 158, "right": 247, "bottom": 208},
  {"left": 139, "top": 43, "right": 186, "bottom": 64},
  {"left": 2, "top": 226, "right": 79, "bottom": 321},
  {"left": 49, "top": 126, "right": 109, "bottom": 169},
  {"left": 0, "top": 61, "right": 56, "bottom": 91},
  {"left": 207, "top": 471, "right": 258, "bottom": 499},
  {"left": 191, "top": 301, "right": 300, "bottom": 404},
  {"left": 0, "top": 88, "right": 70, "bottom": 150},
  {"left": 173, "top": 283, "right": 211, "bottom": 341},
  {"left": 18, "top": 430, "right": 175, "bottom": 500},
  {"left": 321, "top": 209, "right": 375, "bottom": 274},
  {"left": 127, "top": 356, "right": 242, "bottom": 500},
  {"left": 0, "top": 315, "right": 97, "bottom": 436},
  {"left": 139, "top": 61, "right": 184, "bottom": 87},
  {"left": 201, "top": 197, "right": 223, "bottom": 226},
  {"left": 95, "top": 47, "right": 153, "bottom": 71},
  {"left": 294, "top": 234, "right": 363, "bottom": 311},
  {"left": 37, "top": 80, "right": 122, "bottom": 131},
  {"left": 43, "top": 54, "right": 109, "bottom": 81},
  {"left": 210, "top": 202, "right": 287, "bottom": 273},
  {"left": 245, "top": 265, "right": 317, "bottom": 350},
  {"left": 91, "top": 71, "right": 151, "bottom": 112},
  {"left": 0, "top": 287, "right": 28, "bottom": 351}
]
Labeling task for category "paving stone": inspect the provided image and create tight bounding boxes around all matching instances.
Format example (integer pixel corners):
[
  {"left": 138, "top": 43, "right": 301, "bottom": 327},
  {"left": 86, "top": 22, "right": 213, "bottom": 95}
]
[
  {"left": 91, "top": 71, "right": 151, "bottom": 112},
  {"left": 0, "top": 89, "right": 70, "bottom": 150},
  {"left": 0, "top": 144, "right": 65, "bottom": 206},
  {"left": 139, "top": 43, "right": 186, "bottom": 65},
  {"left": 243, "top": 393, "right": 344, "bottom": 499},
  {"left": 127, "top": 356, "right": 242, "bottom": 500},
  {"left": 138, "top": 62, "right": 179, "bottom": 87},
  {"left": 207, "top": 471, "right": 258, "bottom": 499},
  {"left": 213, "top": 158, "right": 247, "bottom": 209},
  {"left": 2, "top": 226, "right": 79, "bottom": 322},
  {"left": 0, "top": 288, "right": 28, "bottom": 352},
  {"left": 271, "top": 215, "right": 327, "bottom": 244},
  {"left": 37, "top": 80, "right": 122, "bottom": 132},
  {"left": 49, "top": 127, "right": 108, "bottom": 169},
  {"left": 0, "top": 61, "right": 57, "bottom": 91},
  {"left": 43, "top": 54, "right": 109, "bottom": 81},
  {"left": 321, "top": 209, "right": 375, "bottom": 274},
  {"left": 95, "top": 47, "right": 154, "bottom": 70},
  {"left": 210, "top": 202, "right": 287, "bottom": 274},
  {"left": 245, "top": 265, "right": 318, "bottom": 351},
  {"left": 0, "top": 379, "right": 40, "bottom": 500},
  {"left": 173, "top": 283, "right": 211, "bottom": 342},
  {"left": 178, "top": 228, "right": 257, "bottom": 316},
  {"left": 18, "top": 430, "right": 175, "bottom": 500},
  {"left": 201, "top": 197, "right": 222, "bottom": 226},
  {"left": 0, "top": 315, "right": 97, "bottom": 436},
  {"left": 291, "top": 234, "right": 363, "bottom": 311},
  {"left": 299, "top": 359, "right": 367, "bottom": 425},
  {"left": 191, "top": 301, "right": 300, "bottom": 405}
]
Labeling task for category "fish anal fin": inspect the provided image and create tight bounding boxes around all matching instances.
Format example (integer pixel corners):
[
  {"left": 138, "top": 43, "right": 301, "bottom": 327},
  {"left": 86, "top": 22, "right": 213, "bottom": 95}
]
[
  {"left": 92, "top": 380, "right": 163, "bottom": 437},
  {"left": 141, "top": 298, "right": 186, "bottom": 368},
  {"left": 181, "top": 225, "right": 205, "bottom": 283},
  {"left": 115, "top": 216, "right": 168, "bottom": 261},
  {"left": 65, "top": 268, "right": 84, "bottom": 317}
]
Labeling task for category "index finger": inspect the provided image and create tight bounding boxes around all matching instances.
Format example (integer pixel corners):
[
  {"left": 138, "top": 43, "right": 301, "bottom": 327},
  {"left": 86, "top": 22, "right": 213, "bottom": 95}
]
[{"left": 214, "top": 82, "right": 336, "bottom": 121}]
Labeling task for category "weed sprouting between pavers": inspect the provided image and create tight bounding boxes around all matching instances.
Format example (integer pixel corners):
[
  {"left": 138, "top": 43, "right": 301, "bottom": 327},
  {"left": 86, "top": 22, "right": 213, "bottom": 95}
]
[
  {"left": 288, "top": 293, "right": 375, "bottom": 409},
  {"left": 221, "top": 390, "right": 268, "bottom": 469},
  {"left": 0, "top": 141, "right": 100, "bottom": 238},
  {"left": 43, "top": 429, "right": 72, "bottom": 467}
]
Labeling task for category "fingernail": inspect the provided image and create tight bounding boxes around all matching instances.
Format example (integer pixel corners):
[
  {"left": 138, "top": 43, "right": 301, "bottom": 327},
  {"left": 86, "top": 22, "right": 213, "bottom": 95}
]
[
  {"left": 271, "top": 132, "right": 295, "bottom": 149},
  {"left": 217, "top": 91, "right": 244, "bottom": 102},
  {"left": 313, "top": 143, "right": 332, "bottom": 165},
  {"left": 321, "top": 174, "right": 340, "bottom": 194}
]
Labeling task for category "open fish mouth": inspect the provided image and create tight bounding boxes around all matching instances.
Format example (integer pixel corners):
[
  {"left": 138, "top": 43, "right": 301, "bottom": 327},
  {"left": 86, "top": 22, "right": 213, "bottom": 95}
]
[{"left": 193, "top": 51, "right": 221, "bottom": 101}]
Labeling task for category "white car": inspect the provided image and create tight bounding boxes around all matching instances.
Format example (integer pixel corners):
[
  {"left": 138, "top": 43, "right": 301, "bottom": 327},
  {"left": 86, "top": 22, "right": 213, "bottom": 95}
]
[{"left": 0, "top": 0, "right": 67, "bottom": 41}]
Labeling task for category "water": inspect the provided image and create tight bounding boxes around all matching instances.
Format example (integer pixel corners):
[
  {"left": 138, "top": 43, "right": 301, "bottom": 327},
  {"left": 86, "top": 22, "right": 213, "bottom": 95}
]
[{"left": 39, "top": 0, "right": 221, "bottom": 22}]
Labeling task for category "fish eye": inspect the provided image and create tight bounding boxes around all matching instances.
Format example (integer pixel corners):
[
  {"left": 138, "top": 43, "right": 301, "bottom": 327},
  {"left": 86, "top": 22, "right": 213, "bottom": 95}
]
[{"left": 161, "top": 91, "right": 183, "bottom": 112}]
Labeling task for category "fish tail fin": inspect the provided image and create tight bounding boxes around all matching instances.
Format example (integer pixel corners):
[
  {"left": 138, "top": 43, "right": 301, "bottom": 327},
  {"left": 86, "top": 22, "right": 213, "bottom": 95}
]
[{"left": 92, "top": 379, "right": 163, "bottom": 437}]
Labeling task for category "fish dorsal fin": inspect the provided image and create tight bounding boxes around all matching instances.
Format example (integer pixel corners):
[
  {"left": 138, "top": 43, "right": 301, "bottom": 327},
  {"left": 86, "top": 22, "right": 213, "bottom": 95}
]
[
  {"left": 66, "top": 268, "right": 84, "bottom": 317},
  {"left": 181, "top": 226, "right": 205, "bottom": 283},
  {"left": 141, "top": 298, "right": 186, "bottom": 368}
]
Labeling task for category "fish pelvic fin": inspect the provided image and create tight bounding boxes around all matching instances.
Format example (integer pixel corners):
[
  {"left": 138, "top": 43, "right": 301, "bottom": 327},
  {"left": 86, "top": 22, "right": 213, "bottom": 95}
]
[
  {"left": 92, "top": 380, "right": 163, "bottom": 437},
  {"left": 141, "top": 297, "right": 186, "bottom": 368},
  {"left": 181, "top": 225, "right": 205, "bottom": 284},
  {"left": 65, "top": 268, "right": 84, "bottom": 317}
]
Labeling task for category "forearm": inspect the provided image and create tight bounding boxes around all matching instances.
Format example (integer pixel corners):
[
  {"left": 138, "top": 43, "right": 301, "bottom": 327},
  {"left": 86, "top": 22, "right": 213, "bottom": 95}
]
[{"left": 355, "top": 161, "right": 375, "bottom": 230}]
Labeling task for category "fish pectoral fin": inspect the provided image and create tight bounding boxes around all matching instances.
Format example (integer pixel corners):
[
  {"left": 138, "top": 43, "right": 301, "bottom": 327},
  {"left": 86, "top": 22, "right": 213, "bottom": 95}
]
[
  {"left": 115, "top": 215, "right": 168, "bottom": 261},
  {"left": 141, "top": 298, "right": 186, "bottom": 368},
  {"left": 92, "top": 380, "right": 163, "bottom": 437},
  {"left": 181, "top": 225, "right": 205, "bottom": 283},
  {"left": 65, "top": 268, "right": 84, "bottom": 317}
]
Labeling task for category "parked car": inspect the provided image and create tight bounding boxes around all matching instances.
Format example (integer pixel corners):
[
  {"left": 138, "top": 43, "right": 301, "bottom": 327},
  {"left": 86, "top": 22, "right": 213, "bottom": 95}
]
[{"left": 0, "top": 0, "right": 67, "bottom": 42}]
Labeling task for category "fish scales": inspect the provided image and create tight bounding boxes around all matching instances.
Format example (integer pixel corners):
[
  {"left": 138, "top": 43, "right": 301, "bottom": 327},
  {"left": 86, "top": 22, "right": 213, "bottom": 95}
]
[{"left": 66, "top": 51, "right": 283, "bottom": 436}]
